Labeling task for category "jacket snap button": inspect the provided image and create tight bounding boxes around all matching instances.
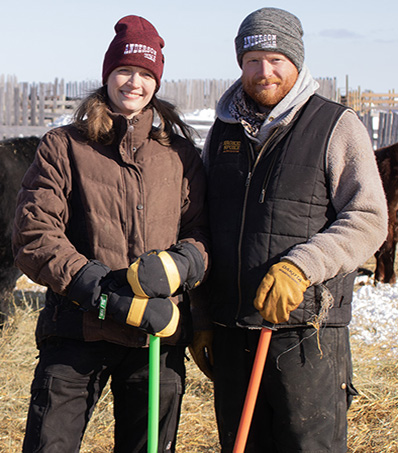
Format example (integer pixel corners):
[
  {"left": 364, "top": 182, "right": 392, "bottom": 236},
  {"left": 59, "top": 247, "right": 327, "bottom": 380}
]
[
  {"left": 137, "top": 204, "right": 144, "bottom": 210},
  {"left": 341, "top": 383, "right": 347, "bottom": 390},
  {"left": 132, "top": 147, "right": 137, "bottom": 152}
]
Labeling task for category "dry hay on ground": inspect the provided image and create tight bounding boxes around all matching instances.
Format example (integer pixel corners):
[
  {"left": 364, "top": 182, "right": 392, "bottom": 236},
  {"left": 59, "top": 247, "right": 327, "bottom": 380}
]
[
  {"left": 348, "top": 340, "right": 398, "bottom": 452},
  {"left": 1, "top": 278, "right": 397, "bottom": 452},
  {"left": 0, "top": 285, "right": 219, "bottom": 453},
  {"left": 0, "top": 298, "right": 39, "bottom": 451},
  {"left": 176, "top": 358, "right": 219, "bottom": 452}
]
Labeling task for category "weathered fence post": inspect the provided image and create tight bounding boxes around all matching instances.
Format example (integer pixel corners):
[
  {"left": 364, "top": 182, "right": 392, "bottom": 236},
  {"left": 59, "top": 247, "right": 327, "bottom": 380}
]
[
  {"left": 22, "top": 83, "right": 29, "bottom": 126},
  {"left": 39, "top": 83, "right": 45, "bottom": 126},
  {"left": 0, "top": 85, "right": 4, "bottom": 126},
  {"left": 14, "top": 85, "right": 20, "bottom": 126},
  {"left": 30, "top": 84, "right": 37, "bottom": 126},
  {"left": 5, "top": 78, "right": 13, "bottom": 126}
]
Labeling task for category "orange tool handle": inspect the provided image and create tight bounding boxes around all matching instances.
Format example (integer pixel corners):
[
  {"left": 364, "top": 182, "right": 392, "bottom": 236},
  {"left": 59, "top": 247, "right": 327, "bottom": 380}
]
[{"left": 233, "top": 327, "right": 273, "bottom": 453}]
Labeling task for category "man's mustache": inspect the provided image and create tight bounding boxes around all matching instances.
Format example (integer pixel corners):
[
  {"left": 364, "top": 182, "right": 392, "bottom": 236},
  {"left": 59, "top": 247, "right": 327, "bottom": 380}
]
[{"left": 254, "top": 78, "right": 281, "bottom": 85}]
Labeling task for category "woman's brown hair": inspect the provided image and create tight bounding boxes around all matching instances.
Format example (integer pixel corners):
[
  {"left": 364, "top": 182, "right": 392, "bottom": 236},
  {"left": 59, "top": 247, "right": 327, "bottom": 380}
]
[{"left": 74, "top": 86, "right": 197, "bottom": 147}]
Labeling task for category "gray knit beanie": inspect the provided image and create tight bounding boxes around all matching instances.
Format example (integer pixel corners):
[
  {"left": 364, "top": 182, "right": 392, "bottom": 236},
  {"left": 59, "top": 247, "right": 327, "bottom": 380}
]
[{"left": 235, "top": 7, "right": 304, "bottom": 71}]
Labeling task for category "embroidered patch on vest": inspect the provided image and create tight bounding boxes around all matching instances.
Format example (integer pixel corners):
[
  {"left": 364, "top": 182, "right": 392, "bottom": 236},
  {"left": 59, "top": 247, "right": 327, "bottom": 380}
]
[{"left": 222, "top": 140, "right": 241, "bottom": 153}]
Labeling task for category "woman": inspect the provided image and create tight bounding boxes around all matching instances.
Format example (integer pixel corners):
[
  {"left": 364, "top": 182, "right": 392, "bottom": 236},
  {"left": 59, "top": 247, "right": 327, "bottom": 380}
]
[{"left": 12, "top": 15, "right": 209, "bottom": 452}]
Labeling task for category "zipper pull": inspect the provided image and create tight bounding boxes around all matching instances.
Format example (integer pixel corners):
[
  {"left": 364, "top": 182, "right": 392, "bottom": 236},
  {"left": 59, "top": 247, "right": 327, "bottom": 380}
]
[
  {"left": 245, "top": 171, "right": 252, "bottom": 186},
  {"left": 259, "top": 188, "right": 266, "bottom": 203}
]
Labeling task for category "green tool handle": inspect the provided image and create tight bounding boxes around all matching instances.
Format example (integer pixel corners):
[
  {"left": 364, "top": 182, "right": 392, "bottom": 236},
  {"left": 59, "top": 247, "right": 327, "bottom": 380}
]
[{"left": 148, "top": 335, "right": 160, "bottom": 453}]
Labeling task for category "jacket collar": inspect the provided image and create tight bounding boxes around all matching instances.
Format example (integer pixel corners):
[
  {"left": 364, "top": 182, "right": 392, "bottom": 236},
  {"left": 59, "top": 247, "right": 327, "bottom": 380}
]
[{"left": 109, "top": 107, "right": 154, "bottom": 151}]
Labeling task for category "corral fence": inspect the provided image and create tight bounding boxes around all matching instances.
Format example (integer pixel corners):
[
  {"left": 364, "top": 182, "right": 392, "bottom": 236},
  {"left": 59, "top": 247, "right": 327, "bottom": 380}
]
[
  {"left": 0, "top": 74, "right": 397, "bottom": 148},
  {"left": 0, "top": 75, "right": 100, "bottom": 138},
  {"left": 360, "top": 110, "right": 398, "bottom": 149},
  {"left": 346, "top": 89, "right": 398, "bottom": 113}
]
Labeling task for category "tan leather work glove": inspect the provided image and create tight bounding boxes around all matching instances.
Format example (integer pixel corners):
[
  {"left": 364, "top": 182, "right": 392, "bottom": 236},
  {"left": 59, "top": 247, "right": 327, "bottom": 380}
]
[
  {"left": 254, "top": 260, "right": 310, "bottom": 324},
  {"left": 188, "top": 330, "right": 214, "bottom": 381}
]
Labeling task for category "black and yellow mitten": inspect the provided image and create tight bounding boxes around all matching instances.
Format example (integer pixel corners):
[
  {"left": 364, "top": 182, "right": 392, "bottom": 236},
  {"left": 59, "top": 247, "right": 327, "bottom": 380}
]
[
  {"left": 127, "top": 242, "right": 205, "bottom": 298},
  {"left": 68, "top": 260, "right": 179, "bottom": 337},
  {"left": 104, "top": 288, "right": 180, "bottom": 338}
]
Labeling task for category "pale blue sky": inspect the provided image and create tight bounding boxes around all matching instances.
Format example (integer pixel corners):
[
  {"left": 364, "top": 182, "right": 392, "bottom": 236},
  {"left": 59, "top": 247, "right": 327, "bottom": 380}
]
[{"left": 2, "top": 0, "right": 397, "bottom": 93}]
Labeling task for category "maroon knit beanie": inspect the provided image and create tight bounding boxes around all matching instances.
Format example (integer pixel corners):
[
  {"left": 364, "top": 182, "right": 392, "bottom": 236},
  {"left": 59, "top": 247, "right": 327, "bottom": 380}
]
[{"left": 102, "top": 15, "right": 165, "bottom": 87}]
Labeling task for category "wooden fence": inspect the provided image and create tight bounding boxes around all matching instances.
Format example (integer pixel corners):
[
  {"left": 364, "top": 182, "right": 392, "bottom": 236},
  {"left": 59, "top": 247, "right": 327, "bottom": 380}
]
[
  {"left": 159, "top": 79, "right": 236, "bottom": 111},
  {"left": 0, "top": 75, "right": 337, "bottom": 133},
  {"left": 0, "top": 74, "right": 397, "bottom": 147},
  {"left": 347, "top": 89, "right": 398, "bottom": 113},
  {"left": 0, "top": 75, "right": 99, "bottom": 134},
  {"left": 360, "top": 111, "right": 398, "bottom": 149}
]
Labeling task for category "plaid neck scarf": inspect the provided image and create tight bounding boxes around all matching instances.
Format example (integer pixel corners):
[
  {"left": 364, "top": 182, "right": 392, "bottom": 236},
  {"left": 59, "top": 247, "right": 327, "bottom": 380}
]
[{"left": 229, "top": 84, "right": 271, "bottom": 137}]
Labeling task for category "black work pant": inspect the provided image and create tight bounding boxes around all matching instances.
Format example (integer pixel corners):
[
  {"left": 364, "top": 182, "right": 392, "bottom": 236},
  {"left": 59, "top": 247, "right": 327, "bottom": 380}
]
[
  {"left": 22, "top": 338, "right": 185, "bottom": 452},
  {"left": 213, "top": 325, "right": 357, "bottom": 453}
]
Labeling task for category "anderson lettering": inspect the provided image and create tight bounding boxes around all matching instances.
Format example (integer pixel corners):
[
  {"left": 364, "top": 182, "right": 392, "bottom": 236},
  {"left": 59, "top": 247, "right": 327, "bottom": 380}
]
[{"left": 243, "top": 34, "right": 277, "bottom": 49}]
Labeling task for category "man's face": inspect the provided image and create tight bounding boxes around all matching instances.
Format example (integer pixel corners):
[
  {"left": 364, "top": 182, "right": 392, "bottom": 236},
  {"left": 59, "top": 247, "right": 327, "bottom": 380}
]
[{"left": 241, "top": 51, "right": 299, "bottom": 108}]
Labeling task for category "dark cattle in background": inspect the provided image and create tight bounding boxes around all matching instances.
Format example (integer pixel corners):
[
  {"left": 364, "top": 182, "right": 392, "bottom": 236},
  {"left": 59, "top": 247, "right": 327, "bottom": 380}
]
[
  {"left": 0, "top": 136, "right": 40, "bottom": 320},
  {"left": 374, "top": 142, "right": 398, "bottom": 284}
]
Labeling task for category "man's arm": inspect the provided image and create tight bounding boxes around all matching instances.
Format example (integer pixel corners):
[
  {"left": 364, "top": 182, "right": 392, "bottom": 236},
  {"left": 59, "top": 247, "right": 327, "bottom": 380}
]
[{"left": 285, "top": 109, "right": 388, "bottom": 284}]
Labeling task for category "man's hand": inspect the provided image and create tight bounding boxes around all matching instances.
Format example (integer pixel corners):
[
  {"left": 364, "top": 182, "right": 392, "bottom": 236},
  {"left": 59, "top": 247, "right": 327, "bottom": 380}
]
[
  {"left": 188, "top": 330, "right": 214, "bottom": 380},
  {"left": 254, "top": 260, "right": 310, "bottom": 324}
]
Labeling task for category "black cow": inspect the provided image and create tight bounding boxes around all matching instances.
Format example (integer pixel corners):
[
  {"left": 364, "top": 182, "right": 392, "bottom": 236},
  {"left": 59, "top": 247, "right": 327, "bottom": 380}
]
[
  {"left": 0, "top": 136, "right": 40, "bottom": 320},
  {"left": 374, "top": 142, "right": 398, "bottom": 284}
]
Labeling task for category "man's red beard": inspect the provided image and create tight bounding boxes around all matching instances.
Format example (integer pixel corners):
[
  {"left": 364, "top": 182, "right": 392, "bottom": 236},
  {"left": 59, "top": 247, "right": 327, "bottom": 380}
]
[{"left": 242, "top": 76, "right": 293, "bottom": 108}]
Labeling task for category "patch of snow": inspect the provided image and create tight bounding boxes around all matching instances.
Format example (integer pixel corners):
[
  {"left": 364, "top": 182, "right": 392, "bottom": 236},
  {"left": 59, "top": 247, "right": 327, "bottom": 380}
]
[
  {"left": 351, "top": 279, "right": 398, "bottom": 354},
  {"left": 183, "top": 108, "right": 215, "bottom": 123},
  {"left": 48, "top": 114, "right": 73, "bottom": 127}
]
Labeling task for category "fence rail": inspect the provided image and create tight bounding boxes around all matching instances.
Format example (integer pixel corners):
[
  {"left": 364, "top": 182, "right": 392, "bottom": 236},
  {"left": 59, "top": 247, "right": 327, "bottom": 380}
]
[
  {"left": 348, "top": 89, "right": 398, "bottom": 113},
  {"left": 0, "top": 75, "right": 99, "bottom": 130},
  {"left": 0, "top": 75, "right": 338, "bottom": 131},
  {"left": 1, "top": 75, "right": 397, "bottom": 147},
  {"left": 159, "top": 78, "right": 236, "bottom": 111}
]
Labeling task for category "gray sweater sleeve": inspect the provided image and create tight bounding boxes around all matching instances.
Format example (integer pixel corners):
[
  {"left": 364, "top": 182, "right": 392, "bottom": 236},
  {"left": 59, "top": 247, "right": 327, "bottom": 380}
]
[{"left": 285, "top": 109, "right": 388, "bottom": 284}]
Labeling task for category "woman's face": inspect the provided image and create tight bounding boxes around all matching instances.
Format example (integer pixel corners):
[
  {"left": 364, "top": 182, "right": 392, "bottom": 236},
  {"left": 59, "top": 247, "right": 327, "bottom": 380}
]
[{"left": 106, "top": 66, "right": 157, "bottom": 118}]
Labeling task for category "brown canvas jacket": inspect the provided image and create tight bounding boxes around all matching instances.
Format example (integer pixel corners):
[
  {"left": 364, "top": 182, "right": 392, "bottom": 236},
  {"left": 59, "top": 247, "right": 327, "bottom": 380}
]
[{"left": 12, "top": 107, "right": 209, "bottom": 347}]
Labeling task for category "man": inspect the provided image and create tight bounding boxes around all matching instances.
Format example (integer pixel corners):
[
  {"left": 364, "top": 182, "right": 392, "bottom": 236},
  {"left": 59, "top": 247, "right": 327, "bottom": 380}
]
[{"left": 189, "top": 7, "right": 388, "bottom": 452}]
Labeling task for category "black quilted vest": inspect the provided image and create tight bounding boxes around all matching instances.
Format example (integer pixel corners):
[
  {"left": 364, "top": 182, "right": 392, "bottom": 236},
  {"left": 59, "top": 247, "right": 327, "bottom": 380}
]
[{"left": 207, "top": 94, "right": 357, "bottom": 329}]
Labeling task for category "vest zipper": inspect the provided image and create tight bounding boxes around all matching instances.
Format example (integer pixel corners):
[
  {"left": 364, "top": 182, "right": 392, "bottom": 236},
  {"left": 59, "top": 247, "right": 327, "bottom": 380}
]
[
  {"left": 258, "top": 141, "right": 283, "bottom": 203},
  {"left": 235, "top": 128, "right": 279, "bottom": 321}
]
